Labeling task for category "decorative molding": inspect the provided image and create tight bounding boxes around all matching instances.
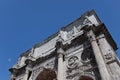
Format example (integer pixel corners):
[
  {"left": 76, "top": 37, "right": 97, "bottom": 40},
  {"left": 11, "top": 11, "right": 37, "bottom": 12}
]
[{"left": 66, "top": 62, "right": 93, "bottom": 79}]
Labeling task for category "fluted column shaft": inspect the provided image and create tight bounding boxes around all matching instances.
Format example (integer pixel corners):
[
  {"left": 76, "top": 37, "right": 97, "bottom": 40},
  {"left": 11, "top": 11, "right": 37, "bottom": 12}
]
[
  {"left": 57, "top": 53, "right": 63, "bottom": 80},
  {"left": 88, "top": 30, "right": 111, "bottom": 80},
  {"left": 57, "top": 48, "right": 64, "bottom": 80}
]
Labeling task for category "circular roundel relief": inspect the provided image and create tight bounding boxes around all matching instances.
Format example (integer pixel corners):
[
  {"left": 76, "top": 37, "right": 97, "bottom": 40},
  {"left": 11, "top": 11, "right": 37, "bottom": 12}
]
[{"left": 67, "top": 56, "right": 79, "bottom": 69}]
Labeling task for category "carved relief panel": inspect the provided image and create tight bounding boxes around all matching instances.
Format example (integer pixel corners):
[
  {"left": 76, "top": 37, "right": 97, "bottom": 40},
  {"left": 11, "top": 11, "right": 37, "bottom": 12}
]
[
  {"left": 65, "top": 48, "right": 83, "bottom": 80},
  {"left": 30, "top": 57, "right": 56, "bottom": 80},
  {"left": 67, "top": 56, "right": 79, "bottom": 69},
  {"left": 65, "top": 46, "right": 97, "bottom": 80}
]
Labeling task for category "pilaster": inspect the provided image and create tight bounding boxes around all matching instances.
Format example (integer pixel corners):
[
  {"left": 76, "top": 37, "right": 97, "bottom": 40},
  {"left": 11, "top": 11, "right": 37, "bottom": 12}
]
[{"left": 97, "top": 34, "right": 120, "bottom": 79}]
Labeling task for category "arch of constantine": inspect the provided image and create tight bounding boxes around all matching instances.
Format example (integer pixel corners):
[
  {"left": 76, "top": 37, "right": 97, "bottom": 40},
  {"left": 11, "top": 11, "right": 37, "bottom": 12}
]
[{"left": 9, "top": 10, "right": 120, "bottom": 80}]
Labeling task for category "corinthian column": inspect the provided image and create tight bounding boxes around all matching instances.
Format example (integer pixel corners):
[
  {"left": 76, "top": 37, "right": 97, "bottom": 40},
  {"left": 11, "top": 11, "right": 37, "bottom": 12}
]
[
  {"left": 57, "top": 48, "right": 64, "bottom": 80},
  {"left": 88, "top": 30, "right": 111, "bottom": 80}
]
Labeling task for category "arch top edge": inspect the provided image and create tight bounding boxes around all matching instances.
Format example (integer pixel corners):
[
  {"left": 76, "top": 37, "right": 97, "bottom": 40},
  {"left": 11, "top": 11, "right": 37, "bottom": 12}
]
[{"left": 79, "top": 76, "right": 94, "bottom": 80}]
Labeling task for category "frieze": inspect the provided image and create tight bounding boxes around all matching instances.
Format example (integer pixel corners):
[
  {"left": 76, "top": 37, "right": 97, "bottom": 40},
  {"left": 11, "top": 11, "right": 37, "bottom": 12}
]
[
  {"left": 66, "top": 72, "right": 80, "bottom": 79},
  {"left": 59, "top": 16, "right": 93, "bottom": 42},
  {"left": 66, "top": 69, "right": 94, "bottom": 80},
  {"left": 65, "top": 44, "right": 84, "bottom": 58}
]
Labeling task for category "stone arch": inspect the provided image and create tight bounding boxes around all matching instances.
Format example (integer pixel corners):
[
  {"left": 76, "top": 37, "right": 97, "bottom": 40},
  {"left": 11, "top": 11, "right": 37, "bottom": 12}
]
[
  {"left": 35, "top": 68, "right": 56, "bottom": 80},
  {"left": 79, "top": 76, "right": 93, "bottom": 80},
  {"left": 78, "top": 72, "right": 95, "bottom": 80}
]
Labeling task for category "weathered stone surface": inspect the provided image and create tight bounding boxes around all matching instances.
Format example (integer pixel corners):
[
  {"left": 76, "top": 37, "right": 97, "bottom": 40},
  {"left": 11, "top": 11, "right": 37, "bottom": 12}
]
[{"left": 9, "top": 10, "right": 120, "bottom": 80}]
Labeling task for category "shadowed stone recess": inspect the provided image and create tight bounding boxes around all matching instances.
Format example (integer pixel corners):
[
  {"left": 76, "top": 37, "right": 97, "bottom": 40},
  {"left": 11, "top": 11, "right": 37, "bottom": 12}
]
[{"left": 35, "top": 68, "right": 56, "bottom": 80}]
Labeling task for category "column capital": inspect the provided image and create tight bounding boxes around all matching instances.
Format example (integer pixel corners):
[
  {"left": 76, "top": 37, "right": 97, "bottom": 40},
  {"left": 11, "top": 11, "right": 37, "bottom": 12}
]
[
  {"left": 97, "top": 34, "right": 105, "bottom": 40},
  {"left": 87, "top": 30, "right": 96, "bottom": 42},
  {"left": 57, "top": 48, "right": 64, "bottom": 54},
  {"left": 57, "top": 48, "right": 64, "bottom": 58},
  {"left": 56, "top": 41, "right": 63, "bottom": 49}
]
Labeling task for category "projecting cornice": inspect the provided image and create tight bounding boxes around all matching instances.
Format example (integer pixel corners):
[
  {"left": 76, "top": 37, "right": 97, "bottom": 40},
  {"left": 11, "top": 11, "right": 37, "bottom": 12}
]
[
  {"left": 79, "top": 23, "right": 117, "bottom": 51},
  {"left": 32, "top": 10, "right": 101, "bottom": 49},
  {"left": 95, "top": 23, "right": 117, "bottom": 50}
]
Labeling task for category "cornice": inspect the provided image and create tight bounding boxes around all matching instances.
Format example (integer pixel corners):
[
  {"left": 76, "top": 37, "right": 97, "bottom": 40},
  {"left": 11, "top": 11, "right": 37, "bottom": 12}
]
[{"left": 94, "top": 23, "right": 118, "bottom": 50}]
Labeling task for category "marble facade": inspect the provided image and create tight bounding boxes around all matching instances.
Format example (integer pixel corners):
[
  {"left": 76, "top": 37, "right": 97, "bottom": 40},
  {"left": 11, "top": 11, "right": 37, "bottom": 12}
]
[{"left": 9, "top": 10, "right": 120, "bottom": 80}]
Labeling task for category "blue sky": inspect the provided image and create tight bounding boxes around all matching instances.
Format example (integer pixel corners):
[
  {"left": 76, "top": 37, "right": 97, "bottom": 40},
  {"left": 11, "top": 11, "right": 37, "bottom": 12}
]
[{"left": 0, "top": 0, "right": 120, "bottom": 80}]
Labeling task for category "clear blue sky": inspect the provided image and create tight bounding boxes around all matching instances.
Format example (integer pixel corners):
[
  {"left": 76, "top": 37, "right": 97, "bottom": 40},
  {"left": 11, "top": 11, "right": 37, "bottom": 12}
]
[{"left": 0, "top": 0, "right": 120, "bottom": 80}]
